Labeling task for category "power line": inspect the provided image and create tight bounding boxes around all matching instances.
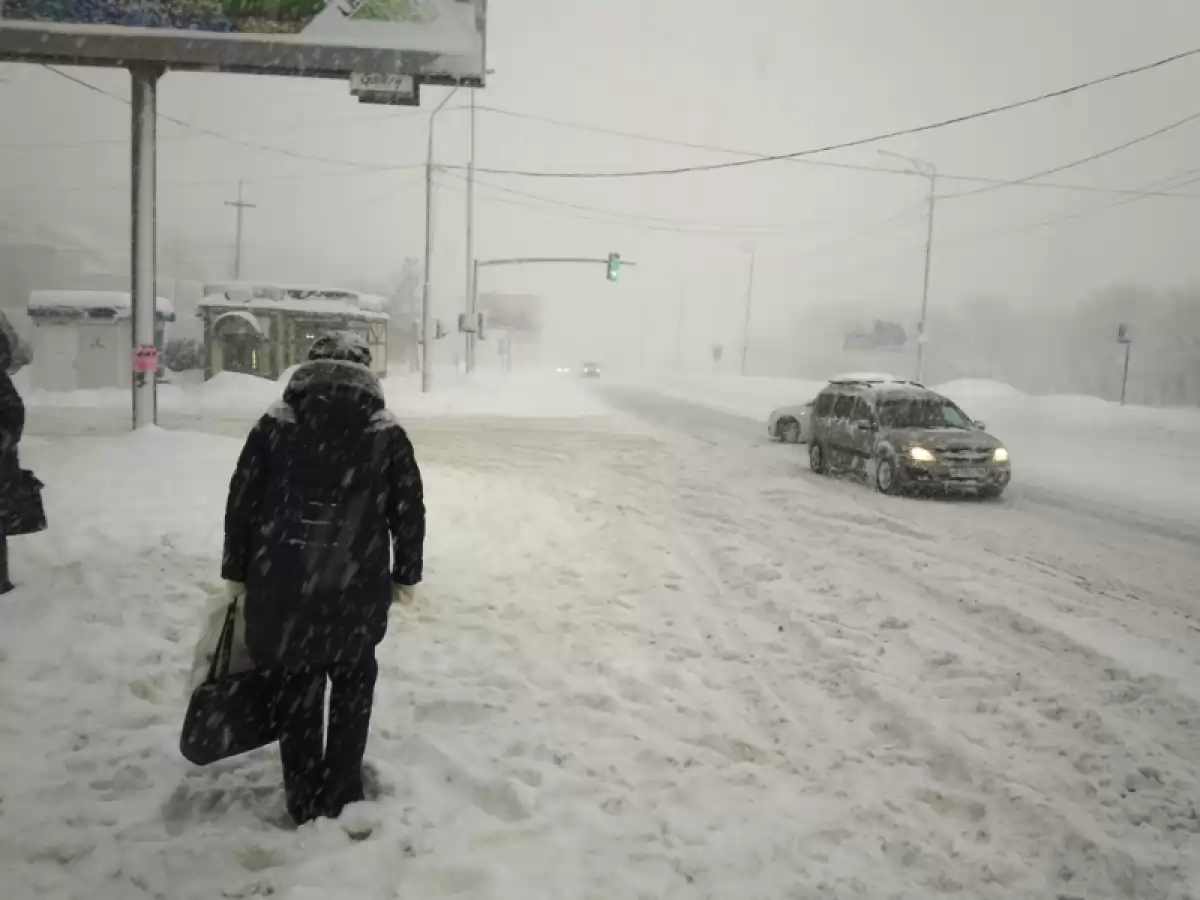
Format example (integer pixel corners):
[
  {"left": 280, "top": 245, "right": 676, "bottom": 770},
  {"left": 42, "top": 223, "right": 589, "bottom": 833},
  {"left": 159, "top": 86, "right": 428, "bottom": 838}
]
[
  {"left": 27, "top": 66, "right": 1200, "bottom": 203},
  {"left": 442, "top": 170, "right": 847, "bottom": 236},
  {"left": 940, "top": 108, "right": 1200, "bottom": 201},
  {"left": 458, "top": 45, "right": 1200, "bottom": 179},
  {"left": 43, "top": 65, "right": 394, "bottom": 170}
]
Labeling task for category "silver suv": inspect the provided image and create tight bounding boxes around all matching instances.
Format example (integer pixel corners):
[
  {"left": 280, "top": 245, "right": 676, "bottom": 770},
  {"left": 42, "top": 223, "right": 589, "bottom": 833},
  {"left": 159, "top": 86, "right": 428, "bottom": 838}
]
[{"left": 808, "top": 378, "right": 1011, "bottom": 497}]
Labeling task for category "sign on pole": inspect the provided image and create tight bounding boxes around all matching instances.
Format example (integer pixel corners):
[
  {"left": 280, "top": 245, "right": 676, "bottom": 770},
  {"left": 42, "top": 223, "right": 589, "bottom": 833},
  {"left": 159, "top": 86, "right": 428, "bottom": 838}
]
[
  {"left": 350, "top": 71, "right": 419, "bottom": 105},
  {"left": 1117, "top": 323, "right": 1132, "bottom": 344},
  {"left": 0, "top": 0, "right": 488, "bottom": 81}
]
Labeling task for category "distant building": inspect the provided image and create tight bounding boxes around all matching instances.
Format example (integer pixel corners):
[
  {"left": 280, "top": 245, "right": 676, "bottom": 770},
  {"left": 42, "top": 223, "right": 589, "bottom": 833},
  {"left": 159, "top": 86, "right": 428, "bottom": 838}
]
[
  {"left": 26, "top": 290, "right": 175, "bottom": 392},
  {"left": 196, "top": 282, "right": 389, "bottom": 380},
  {"left": 478, "top": 292, "right": 543, "bottom": 370}
]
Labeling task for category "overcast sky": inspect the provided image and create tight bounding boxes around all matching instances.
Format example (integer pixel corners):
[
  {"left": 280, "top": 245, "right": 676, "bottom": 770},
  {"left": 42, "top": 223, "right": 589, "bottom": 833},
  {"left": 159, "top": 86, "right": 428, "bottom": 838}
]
[{"left": 3, "top": 0, "right": 1200, "bottom": 368}]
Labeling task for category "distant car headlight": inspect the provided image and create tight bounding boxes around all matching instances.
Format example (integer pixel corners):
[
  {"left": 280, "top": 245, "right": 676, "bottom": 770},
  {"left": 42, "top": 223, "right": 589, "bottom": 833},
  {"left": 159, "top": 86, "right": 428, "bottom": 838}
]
[
  {"left": 993, "top": 447, "right": 1009, "bottom": 463},
  {"left": 908, "top": 446, "right": 935, "bottom": 462}
]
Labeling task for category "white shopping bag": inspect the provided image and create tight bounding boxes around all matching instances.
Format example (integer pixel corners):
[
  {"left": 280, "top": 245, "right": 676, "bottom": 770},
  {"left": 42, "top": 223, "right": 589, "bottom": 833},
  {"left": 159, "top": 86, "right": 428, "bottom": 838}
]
[{"left": 187, "top": 587, "right": 256, "bottom": 694}]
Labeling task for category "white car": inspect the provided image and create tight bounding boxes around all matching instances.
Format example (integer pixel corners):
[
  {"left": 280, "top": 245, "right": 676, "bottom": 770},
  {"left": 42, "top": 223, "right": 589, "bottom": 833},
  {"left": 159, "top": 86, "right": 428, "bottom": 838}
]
[
  {"left": 768, "top": 401, "right": 813, "bottom": 444},
  {"left": 767, "top": 373, "right": 900, "bottom": 444}
]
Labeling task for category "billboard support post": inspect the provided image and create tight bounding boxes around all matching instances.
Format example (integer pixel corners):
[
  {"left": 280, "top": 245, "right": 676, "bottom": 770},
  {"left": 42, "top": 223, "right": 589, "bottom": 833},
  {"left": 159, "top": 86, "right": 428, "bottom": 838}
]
[
  {"left": 130, "top": 64, "right": 161, "bottom": 430},
  {"left": 421, "top": 86, "right": 460, "bottom": 394}
]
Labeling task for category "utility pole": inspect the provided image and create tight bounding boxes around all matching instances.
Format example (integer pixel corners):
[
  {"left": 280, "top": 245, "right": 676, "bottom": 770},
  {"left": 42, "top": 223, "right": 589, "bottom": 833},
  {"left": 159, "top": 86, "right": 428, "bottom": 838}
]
[
  {"left": 675, "top": 284, "right": 685, "bottom": 371},
  {"left": 740, "top": 247, "right": 756, "bottom": 376},
  {"left": 224, "top": 179, "right": 256, "bottom": 281},
  {"left": 421, "top": 86, "right": 460, "bottom": 393},
  {"left": 464, "top": 89, "right": 478, "bottom": 374},
  {"left": 879, "top": 150, "right": 937, "bottom": 383}
]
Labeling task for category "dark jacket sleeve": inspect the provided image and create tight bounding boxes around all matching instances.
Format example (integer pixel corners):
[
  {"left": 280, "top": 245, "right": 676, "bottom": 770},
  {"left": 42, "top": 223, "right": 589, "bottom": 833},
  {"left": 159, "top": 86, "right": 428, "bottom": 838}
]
[
  {"left": 222, "top": 420, "right": 269, "bottom": 583},
  {"left": 387, "top": 426, "right": 425, "bottom": 585},
  {"left": 0, "top": 373, "right": 24, "bottom": 457}
]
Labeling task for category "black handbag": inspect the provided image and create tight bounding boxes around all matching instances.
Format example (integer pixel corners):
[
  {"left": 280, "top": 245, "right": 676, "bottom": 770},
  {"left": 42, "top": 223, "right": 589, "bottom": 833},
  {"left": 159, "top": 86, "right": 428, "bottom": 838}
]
[
  {"left": 180, "top": 601, "right": 280, "bottom": 766},
  {"left": 4, "top": 469, "right": 47, "bottom": 537}
]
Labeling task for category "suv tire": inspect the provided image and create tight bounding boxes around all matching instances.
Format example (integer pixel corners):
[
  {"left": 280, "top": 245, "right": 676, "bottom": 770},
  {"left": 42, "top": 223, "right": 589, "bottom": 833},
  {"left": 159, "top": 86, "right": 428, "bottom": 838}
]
[
  {"left": 875, "top": 453, "right": 902, "bottom": 495},
  {"left": 809, "top": 441, "right": 828, "bottom": 474}
]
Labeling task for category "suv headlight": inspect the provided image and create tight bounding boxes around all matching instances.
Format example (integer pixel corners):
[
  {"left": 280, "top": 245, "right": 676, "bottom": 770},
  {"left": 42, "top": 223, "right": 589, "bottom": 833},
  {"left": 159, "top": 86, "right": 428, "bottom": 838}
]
[
  {"left": 994, "top": 447, "right": 1009, "bottom": 463},
  {"left": 908, "top": 446, "right": 935, "bottom": 462}
]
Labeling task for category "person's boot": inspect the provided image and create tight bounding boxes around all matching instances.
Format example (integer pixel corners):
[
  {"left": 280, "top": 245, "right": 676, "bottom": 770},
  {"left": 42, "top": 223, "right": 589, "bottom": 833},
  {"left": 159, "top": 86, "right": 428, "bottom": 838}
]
[{"left": 0, "top": 536, "right": 14, "bottom": 594}]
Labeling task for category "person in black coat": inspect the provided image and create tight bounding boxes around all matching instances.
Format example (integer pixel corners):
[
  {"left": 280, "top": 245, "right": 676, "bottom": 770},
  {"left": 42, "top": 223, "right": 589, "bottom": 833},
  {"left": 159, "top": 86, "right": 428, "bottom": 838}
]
[
  {"left": 222, "top": 331, "right": 425, "bottom": 824},
  {"left": 0, "top": 329, "right": 26, "bottom": 594}
]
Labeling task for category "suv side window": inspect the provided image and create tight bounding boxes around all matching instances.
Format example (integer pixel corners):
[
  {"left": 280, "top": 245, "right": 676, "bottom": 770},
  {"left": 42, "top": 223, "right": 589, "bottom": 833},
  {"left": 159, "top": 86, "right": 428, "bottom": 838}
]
[
  {"left": 832, "top": 395, "right": 855, "bottom": 420},
  {"left": 851, "top": 397, "right": 873, "bottom": 424},
  {"left": 814, "top": 392, "right": 836, "bottom": 417}
]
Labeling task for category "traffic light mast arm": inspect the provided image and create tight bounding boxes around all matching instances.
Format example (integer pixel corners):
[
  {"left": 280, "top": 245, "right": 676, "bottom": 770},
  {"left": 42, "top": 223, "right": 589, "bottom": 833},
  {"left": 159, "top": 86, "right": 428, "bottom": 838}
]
[{"left": 475, "top": 257, "right": 638, "bottom": 268}]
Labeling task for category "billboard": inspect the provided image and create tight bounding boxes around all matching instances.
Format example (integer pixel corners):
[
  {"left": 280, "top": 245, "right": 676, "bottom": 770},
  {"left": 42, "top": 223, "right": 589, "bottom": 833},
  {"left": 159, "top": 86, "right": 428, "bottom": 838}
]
[
  {"left": 0, "top": 0, "right": 486, "bottom": 80},
  {"left": 479, "top": 293, "right": 542, "bottom": 335}
]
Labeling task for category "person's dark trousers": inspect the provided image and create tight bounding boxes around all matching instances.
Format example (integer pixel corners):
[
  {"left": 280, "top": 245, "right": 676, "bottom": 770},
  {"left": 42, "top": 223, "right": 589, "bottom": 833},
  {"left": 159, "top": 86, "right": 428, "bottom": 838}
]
[
  {"left": 273, "top": 655, "right": 379, "bottom": 825},
  {"left": 0, "top": 533, "right": 13, "bottom": 593}
]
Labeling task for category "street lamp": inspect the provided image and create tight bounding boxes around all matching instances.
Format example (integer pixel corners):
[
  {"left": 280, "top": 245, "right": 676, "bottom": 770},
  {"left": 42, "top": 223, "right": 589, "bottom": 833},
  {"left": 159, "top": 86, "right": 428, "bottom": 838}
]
[
  {"left": 879, "top": 149, "right": 937, "bottom": 384},
  {"left": 740, "top": 243, "right": 756, "bottom": 376},
  {"left": 421, "top": 85, "right": 460, "bottom": 393}
]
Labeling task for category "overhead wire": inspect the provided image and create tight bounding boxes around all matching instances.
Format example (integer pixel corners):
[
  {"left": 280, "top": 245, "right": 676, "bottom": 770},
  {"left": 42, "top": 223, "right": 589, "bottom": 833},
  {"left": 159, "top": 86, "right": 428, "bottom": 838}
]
[
  {"left": 453, "top": 44, "right": 1200, "bottom": 179},
  {"left": 940, "top": 108, "right": 1200, "bottom": 201}
]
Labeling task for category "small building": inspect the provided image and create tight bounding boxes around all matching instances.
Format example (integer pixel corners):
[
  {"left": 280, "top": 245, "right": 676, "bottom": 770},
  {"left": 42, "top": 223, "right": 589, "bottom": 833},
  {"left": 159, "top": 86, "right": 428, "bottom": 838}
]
[
  {"left": 27, "top": 290, "right": 175, "bottom": 392},
  {"left": 196, "top": 283, "right": 389, "bottom": 381}
]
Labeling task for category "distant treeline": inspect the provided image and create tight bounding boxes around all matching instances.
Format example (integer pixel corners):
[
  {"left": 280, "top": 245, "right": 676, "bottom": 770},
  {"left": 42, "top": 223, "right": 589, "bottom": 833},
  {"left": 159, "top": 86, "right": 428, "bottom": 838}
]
[{"left": 922, "top": 285, "right": 1200, "bottom": 407}]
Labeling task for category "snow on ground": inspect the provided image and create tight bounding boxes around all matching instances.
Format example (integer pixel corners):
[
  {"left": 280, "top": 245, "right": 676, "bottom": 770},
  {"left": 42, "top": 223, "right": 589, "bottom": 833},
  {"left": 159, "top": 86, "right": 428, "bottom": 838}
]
[
  {"left": 935, "top": 379, "right": 1200, "bottom": 528},
  {"left": 4, "top": 400, "right": 1199, "bottom": 899},
  {"left": 383, "top": 369, "right": 613, "bottom": 419},
  {"left": 631, "top": 372, "right": 1200, "bottom": 529},
  {"left": 22, "top": 368, "right": 612, "bottom": 422},
  {"left": 627, "top": 373, "right": 826, "bottom": 422}
]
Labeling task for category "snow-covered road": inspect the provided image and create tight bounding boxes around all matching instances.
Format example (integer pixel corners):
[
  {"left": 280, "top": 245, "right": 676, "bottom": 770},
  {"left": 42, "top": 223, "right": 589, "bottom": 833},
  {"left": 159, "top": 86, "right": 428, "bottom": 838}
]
[{"left": 3, "top": 389, "right": 1198, "bottom": 899}]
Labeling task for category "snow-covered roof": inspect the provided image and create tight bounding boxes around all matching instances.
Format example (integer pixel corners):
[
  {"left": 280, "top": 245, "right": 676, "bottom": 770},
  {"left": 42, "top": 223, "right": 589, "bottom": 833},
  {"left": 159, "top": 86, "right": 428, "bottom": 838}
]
[
  {"left": 197, "top": 292, "right": 389, "bottom": 322},
  {"left": 828, "top": 371, "right": 899, "bottom": 383},
  {"left": 28, "top": 290, "right": 176, "bottom": 322}
]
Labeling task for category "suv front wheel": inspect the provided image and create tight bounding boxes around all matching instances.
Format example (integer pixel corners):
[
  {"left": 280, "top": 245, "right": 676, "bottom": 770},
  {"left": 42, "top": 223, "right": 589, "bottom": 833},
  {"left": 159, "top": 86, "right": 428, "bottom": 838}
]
[
  {"left": 874, "top": 453, "right": 902, "bottom": 495},
  {"left": 809, "top": 441, "right": 828, "bottom": 474}
]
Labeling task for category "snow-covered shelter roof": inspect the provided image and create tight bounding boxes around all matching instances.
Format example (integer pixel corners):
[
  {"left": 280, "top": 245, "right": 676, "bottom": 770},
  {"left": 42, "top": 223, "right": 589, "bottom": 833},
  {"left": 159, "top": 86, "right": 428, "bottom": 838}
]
[
  {"left": 28, "top": 290, "right": 176, "bottom": 322},
  {"left": 197, "top": 290, "right": 389, "bottom": 322}
]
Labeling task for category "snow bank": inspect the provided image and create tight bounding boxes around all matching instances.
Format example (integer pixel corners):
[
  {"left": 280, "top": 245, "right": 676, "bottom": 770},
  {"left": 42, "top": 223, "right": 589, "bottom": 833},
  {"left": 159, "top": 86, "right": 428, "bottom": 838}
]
[
  {"left": 24, "top": 369, "right": 612, "bottom": 421},
  {"left": 935, "top": 380, "right": 1200, "bottom": 526},
  {"left": 384, "top": 370, "right": 613, "bottom": 419},
  {"left": 633, "top": 373, "right": 827, "bottom": 421}
]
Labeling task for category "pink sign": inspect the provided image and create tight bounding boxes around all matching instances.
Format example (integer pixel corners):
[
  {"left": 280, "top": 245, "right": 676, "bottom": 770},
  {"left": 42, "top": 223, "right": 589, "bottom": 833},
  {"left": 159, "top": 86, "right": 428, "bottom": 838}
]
[{"left": 133, "top": 346, "right": 159, "bottom": 373}]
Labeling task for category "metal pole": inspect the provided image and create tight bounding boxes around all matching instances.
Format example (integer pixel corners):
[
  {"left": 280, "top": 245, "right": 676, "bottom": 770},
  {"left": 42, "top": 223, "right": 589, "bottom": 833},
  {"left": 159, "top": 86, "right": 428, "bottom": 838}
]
[
  {"left": 233, "top": 180, "right": 244, "bottom": 280},
  {"left": 675, "top": 285, "right": 685, "bottom": 370},
  {"left": 916, "top": 171, "right": 937, "bottom": 384},
  {"left": 1120, "top": 342, "right": 1132, "bottom": 405},
  {"left": 130, "top": 65, "right": 161, "bottom": 431},
  {"left": 465, "top": 89, "right": 477, "bottom": 373},
  {"left": 740, "top": 248, "right": 756, "bottom": 376},
  {"left": 420, "top": 86, "right": 459, "bottom": 393}
]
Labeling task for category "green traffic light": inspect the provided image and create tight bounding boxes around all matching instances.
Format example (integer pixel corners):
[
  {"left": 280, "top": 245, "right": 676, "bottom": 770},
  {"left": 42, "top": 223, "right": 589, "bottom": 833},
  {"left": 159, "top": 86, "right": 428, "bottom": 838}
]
[{"left": 606, "top": 252, "right": 621, "bottom": 282}]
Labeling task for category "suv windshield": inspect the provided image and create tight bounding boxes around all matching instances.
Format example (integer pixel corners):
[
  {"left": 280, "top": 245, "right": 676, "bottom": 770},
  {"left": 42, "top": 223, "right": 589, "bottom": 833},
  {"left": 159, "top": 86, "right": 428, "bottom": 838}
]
[{"left": 878, "top": 398, "right": 973, "bottom": 429}]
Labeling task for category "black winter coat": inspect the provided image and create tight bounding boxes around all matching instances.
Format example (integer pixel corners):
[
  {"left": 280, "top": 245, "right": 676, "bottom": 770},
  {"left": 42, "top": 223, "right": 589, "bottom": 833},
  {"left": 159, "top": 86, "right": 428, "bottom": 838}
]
[
  {"left": 221, "top": 359, "right": 425, "bottom": 667},
  {"left": 0, "top": 334, "right": 26, "bottom": 524}
]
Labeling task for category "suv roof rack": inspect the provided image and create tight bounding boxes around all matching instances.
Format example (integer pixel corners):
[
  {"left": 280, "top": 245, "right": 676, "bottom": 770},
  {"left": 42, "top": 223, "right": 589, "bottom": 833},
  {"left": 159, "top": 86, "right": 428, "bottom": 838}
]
[{"left": 828, "top": 377, "right": 926, "bottom": 388}]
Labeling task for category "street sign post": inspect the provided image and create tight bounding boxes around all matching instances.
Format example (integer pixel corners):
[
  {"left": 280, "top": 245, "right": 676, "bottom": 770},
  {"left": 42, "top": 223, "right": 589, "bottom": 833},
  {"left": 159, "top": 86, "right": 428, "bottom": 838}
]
[{"left": 1117, "top": 323, "right": 1133, "bottom": 405}]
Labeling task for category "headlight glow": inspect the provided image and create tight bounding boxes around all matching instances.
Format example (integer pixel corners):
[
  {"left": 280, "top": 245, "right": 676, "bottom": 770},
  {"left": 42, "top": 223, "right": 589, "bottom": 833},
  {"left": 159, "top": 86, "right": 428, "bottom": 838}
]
[
  {"left": 994, "top": 447, "right": 1009, "bottom": 462},
  {"left": 908, "top": 446, "right": 935, "bottom": 462}
]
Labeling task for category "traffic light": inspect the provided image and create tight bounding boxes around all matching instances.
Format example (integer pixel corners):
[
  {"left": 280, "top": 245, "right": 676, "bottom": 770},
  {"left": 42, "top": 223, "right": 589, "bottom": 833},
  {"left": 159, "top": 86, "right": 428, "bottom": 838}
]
[{"left": 606, "top": 252, "right": 621, "bottom": 282}]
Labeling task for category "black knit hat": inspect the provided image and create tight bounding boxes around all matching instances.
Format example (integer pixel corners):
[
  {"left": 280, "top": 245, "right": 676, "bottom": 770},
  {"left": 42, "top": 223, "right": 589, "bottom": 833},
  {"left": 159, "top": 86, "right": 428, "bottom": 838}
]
[{"left": 307, "top": 330, "right": 372, "bottom": 367}]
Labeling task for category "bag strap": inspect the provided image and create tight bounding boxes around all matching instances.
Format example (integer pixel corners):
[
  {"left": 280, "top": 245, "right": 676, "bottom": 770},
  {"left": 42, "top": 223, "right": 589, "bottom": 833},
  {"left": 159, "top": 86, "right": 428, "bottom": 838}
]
[{"left": 208, "top": 601, "right": 238, "bottom": 683}]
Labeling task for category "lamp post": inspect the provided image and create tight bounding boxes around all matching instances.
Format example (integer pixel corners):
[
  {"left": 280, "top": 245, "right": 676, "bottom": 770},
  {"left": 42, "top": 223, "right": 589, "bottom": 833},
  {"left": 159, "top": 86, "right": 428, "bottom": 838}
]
[{"left": 879, "top": 150, "right": 937, "bottom": 383}]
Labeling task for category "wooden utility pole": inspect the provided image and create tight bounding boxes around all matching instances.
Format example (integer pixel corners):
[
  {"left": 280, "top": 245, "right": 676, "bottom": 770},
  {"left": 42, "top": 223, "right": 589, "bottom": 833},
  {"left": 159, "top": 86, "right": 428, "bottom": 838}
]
[{"left": 224, "top": 179, "right": 256, "bottom": 280}]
